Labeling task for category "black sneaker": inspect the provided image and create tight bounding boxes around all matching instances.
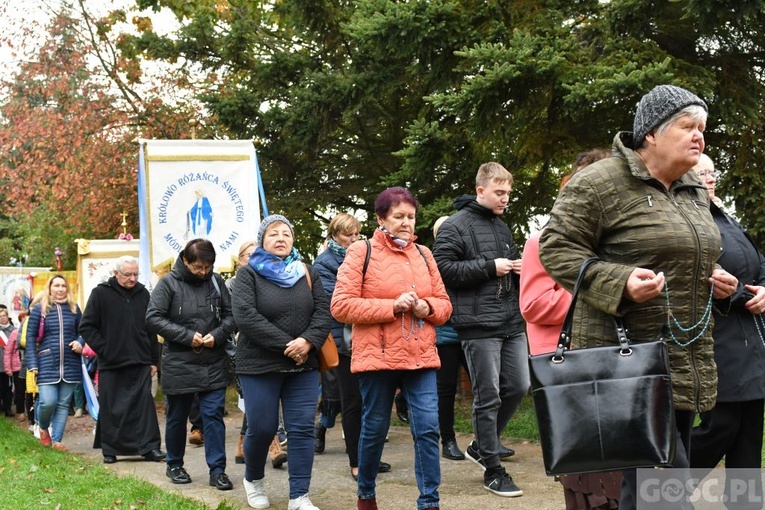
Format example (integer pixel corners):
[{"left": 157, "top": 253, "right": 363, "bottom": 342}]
[
  {"left": 465, "top": 441, "right": 486, "bottom": 472},
  {"left": 166, "top": 466, "right": 192, "bottom": 484},
  {"left": 483, "top": 467, "right": 523, "bottom": 497},
  {"left": 210, "top": 472, "right": 233, "bottom": 491}
]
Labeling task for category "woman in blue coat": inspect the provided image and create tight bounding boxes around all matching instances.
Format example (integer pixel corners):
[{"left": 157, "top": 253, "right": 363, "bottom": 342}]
[{"left": 26, "top": 275, "right": 83, "bottom": 450}]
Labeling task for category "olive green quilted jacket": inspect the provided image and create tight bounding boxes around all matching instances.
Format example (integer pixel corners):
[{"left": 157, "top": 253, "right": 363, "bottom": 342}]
[{"left": 539, "top": 132, "right": 721, "bottom": 412}]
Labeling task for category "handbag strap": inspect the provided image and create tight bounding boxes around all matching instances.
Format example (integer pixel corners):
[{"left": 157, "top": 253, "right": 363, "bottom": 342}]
[
  {"left": 304, "top": 263, "right": 313, "bottom": 289},
  {"left": 555, "top": 257, "right": 630, "bottom": 359}
]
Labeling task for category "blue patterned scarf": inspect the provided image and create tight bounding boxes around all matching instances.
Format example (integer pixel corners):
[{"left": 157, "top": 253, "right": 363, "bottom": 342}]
[
  {"left": 327, "top": 238, "right": 347, "bottom": 258},
  {"left": 248, "top": 247, "right": 305, "bottom": 288}
]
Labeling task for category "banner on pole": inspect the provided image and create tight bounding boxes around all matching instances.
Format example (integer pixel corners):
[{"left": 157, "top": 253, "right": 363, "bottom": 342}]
[{"left": 139, "top": 140, "right": 261, "bottom": 275}]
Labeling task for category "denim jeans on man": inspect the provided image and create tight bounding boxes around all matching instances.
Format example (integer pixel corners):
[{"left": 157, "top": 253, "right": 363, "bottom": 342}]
[
  {"left": 240, "top": 370, "right": 319, "bottom": 499},
  {"left": 358, "top": 369, "right": 440, "bottom": 509},
  {"left": 37, "top": 381, "right": 76, "bottom": 443},
  {"left": 165, "top": 388, "right": 227, "bottom": 475},
  {"left": 462, "top": 331, "right": 529, "bottom": 469}
]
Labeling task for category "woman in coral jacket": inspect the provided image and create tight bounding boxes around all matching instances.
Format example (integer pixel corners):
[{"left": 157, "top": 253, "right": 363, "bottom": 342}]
[
  {"left": 520, "top": 149, "right": 607, "bottom": 356},
  {"left": 331, "top": 187, "right": 452, "bottom": 510}
]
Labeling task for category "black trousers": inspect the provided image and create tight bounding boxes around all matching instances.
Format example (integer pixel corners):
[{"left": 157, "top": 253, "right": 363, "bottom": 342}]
[
  {"left": 691, "top": 400, "right": 764, "bottom": 510},
  {"left": 619, "top": 409, "right": 694, "bottom": 510},
  {"left": 691, "top": 399, "right": 764, "bottom": 469},
  {"left": 435, "top": 343, "right": 468, "bottom": 443},
  {"left": 11, "top": 371, "right": 25, "bottom": 414},
  {"left": 337, "top": 354, "right": 362, "bottom": 468},
  {"left": 0, "top": 372, "right": 12, "bottom": 415}
]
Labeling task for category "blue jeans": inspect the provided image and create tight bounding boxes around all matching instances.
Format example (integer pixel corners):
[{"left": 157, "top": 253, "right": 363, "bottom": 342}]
[
  {"left": 240, "top": 370, "right": 319, "bottom": 499},
  {"left": 358, "top": 369, "right": 440, "bottom": 509},
  {"left": 462, "top": 332, "right": 529, "bottom": 469},
  {"left": 165, "top": 389, "right": 227, "bottom": 475},
  {"left": 37, "top": 382, "right": 76, "bottom": 443}
]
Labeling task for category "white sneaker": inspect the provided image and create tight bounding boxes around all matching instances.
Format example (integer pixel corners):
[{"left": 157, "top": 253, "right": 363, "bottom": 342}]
[
  {"left": 288, "top": 495, "right": 319, "bottom": 510},
  {"left": 33, "top": 424, "right": 40, "bottom": 439},
  {"left": 243, "top": 478, "right": 270, "bottom": 509}
]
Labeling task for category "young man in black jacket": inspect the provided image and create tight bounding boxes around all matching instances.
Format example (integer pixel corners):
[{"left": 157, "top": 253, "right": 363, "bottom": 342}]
[{"left": 432, "top": 162, "right": 528, "bottom": 498}]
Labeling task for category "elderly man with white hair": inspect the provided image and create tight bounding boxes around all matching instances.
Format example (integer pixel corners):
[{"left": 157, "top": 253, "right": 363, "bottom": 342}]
[{"left": 79, "top": 255, "right": 165, "bottom": 464}]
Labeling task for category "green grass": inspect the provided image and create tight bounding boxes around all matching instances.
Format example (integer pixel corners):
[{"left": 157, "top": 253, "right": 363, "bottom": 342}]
[
  {"left": 0, "top": 419, "right": 238, "bottom": 510},
  {"left": 453, "top": 394, "right": 540, "bottom": 442},
  {"left": 393, "top": 394, "right": 540, "bottom": 442}
]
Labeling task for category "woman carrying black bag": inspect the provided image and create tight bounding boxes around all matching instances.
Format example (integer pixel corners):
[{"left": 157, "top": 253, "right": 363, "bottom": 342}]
[{"left": 539, "top": 85, "right": 738, "bottom": 509}]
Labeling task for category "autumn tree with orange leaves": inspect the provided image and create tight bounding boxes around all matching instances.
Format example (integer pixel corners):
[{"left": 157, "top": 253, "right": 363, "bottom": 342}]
[{"left": 0, "top": 4, "right": 217, "bottom": 269}]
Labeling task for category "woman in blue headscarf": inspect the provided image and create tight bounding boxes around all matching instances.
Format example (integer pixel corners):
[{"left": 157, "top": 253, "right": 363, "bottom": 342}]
[{"left": 232, "top": 214, "right": 332, "bottom": 510}]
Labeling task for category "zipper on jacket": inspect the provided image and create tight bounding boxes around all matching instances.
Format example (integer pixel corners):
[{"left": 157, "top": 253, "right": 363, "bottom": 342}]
[
  {"left": 647, "top": 195, "right": 653, "bottom": 207},
  {"left": 668, "top": 190, "right": 706, "bottom": 411},
  {"left": 57, "top": 304, "right": 64, "bottom": 380},
  {"left": 469, "top": 226, "right": 482, "bottom": 316}
]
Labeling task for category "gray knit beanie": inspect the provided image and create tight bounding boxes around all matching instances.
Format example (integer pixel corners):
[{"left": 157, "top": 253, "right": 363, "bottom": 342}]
[
  {"left": 633, "top": 85, "right": 707, "bottom": 146},
  {"left": 257, "top": 214, "right": 294, "bottom": 247}
]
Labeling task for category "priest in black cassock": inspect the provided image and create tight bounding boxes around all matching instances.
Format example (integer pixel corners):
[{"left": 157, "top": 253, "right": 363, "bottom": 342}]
[{"left": 80, "top": 255, "right": 165, "bottom": 464}]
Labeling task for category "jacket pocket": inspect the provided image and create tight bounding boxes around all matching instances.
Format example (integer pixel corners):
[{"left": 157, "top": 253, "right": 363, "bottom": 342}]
[{"left": 37, "top": 348, "right": 51, "bottom": 357}]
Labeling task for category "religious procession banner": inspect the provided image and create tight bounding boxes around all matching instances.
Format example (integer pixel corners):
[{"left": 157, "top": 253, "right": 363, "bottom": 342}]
[
  {"left": 138, "top": 140, "right": 261, "bottom": 280},
  {"left": 76, "top": 238, "right": 141, "bottom": 307},
  {"left": 0, "top": 267, "right": 50, "bottom": 323}
]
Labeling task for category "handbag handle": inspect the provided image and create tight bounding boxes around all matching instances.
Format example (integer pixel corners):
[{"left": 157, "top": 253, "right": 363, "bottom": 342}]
[{"left": 555, "top": 258, "right": 630, "bottom": 360}]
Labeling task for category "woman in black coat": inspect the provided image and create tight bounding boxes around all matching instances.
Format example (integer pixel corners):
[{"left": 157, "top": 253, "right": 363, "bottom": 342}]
[
  {"left": 232, "top": 215, "right": 331, "bottom": 510},
  {"left": 146, "top": 238, "right": 235, "bottom": 490},
  {"left": 690, "top": 155, "right": 765, "bottom": 495}
]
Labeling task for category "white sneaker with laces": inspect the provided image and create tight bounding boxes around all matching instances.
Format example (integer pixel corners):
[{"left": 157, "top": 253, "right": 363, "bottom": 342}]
[
  {"left": 287, "top": 494, "right": 319, "bottom": 510},
  {"left": 243, "top": 478, "right": 270, "bottom": 509}
]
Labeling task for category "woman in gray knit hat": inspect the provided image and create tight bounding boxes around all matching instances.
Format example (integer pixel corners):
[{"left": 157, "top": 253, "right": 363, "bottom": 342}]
[
  {"left": 539, "top": 85, "right": 739, "bottom": 510},
  {"left": 232, "top": 214, "right": 332, "bottom": 510}
]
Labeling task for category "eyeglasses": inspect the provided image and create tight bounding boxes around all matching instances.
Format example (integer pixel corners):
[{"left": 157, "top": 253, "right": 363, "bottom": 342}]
[
  {"left": 696, "top": 170, "right": 717, "bottom": 179},
  {"left": 118, "top": 271, "right": 139, "bottom": 278},
  {"left": 189, "top": 263, "right": 212, "bottom": 272}
]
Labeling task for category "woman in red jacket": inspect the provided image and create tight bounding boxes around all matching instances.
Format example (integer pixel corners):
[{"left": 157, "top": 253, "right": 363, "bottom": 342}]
[{"left": 331, "top": 187, "right": 452, "bottom": 510}]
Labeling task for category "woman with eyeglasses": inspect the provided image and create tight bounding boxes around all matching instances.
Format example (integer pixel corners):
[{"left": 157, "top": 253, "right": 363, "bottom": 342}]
[
  {"left": 690, "top": 154, "right": 765, "bottom": 499},
  {"left": 146, "top": 238, "right": 236, "bottom": 491}
]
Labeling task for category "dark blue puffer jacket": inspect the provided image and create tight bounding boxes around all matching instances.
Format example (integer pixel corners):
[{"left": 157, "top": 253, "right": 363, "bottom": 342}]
[{"left": 25, "top": 303, "right": 83, "bottom": 384}]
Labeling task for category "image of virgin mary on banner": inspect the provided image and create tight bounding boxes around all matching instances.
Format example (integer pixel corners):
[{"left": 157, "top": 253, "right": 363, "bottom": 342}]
[{"left": 139, "top": 140, "right": 261, "bottom": 275}]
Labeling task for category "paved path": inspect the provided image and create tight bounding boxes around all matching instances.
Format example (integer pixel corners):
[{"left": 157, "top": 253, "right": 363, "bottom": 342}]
[{"left": 59, "top": 406, "right": 562, "bottom": 509}]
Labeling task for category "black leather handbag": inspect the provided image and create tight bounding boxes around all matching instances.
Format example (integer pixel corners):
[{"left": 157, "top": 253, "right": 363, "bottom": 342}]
[{"left": 528, "top": 258, "right": 676, "bottom": 476}]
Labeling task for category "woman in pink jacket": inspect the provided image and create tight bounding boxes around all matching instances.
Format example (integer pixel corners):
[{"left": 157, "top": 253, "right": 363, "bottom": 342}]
[
  {"left": 520, "top": 149, "right": 622, "bottom": 510},
  {"left": 331, "top": 187, "right": 452, "bottom": 510},
  {"left": 520, "top": 149, "right": 608, "bottom": 355}
]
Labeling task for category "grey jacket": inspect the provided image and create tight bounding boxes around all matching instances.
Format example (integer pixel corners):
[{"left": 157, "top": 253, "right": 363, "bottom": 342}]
[{"left": 539, "top": 132, "right": 721, "bottom": 412}]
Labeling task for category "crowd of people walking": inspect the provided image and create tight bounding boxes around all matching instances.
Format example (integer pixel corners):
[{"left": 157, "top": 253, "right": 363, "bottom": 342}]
[{"left": 4, "top": 83, "right": 764, "bottom": 510}]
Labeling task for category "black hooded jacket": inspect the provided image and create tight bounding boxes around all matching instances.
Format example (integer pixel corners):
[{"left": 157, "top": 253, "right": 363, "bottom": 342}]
[
  {"left": 145, "top": 256, "right": 235, "bottom": 395},
  {"left": 432, "top": 195, "right": 524, "bottom": 339}
]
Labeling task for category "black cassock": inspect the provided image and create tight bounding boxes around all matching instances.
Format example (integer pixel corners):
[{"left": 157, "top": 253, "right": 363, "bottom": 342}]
[{"left": 94, "top": 365, "right": 161, "bottom": 456}]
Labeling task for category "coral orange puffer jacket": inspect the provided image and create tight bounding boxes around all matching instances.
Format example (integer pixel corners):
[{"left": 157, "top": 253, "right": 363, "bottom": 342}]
[{"left": 331, "top": 228, "right": 452, "bottom": 373}]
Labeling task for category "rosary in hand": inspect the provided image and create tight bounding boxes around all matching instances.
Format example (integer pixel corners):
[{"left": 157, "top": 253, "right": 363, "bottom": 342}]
[{"left": 664, "top": 280, "right": 714, "bottom": 347}]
